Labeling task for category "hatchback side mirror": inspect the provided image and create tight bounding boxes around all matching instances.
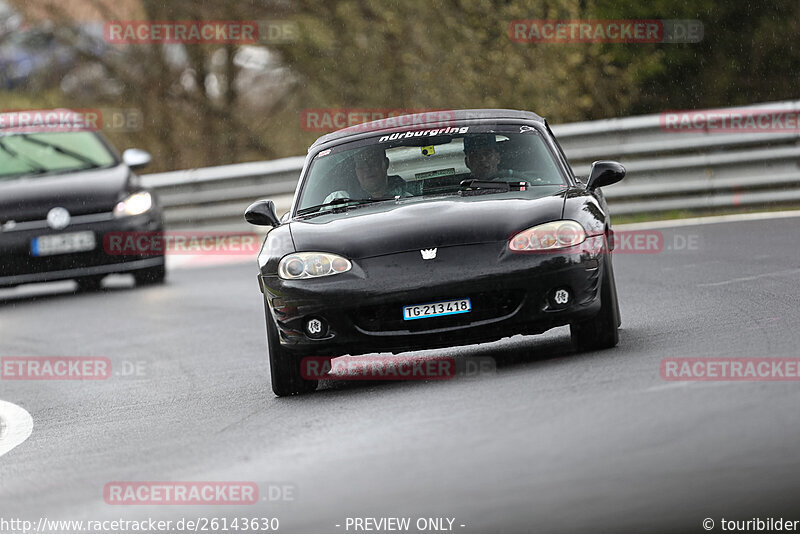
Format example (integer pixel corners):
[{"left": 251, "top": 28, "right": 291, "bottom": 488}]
[
  {"left": 122, "top": 148, "right": 152, "bottom": 170},
  {"left": 586, "top": 161, "right": 625, "bottom": 190},
  {"left": 245, "top": 199, "right": 281, "bottom": 227}
]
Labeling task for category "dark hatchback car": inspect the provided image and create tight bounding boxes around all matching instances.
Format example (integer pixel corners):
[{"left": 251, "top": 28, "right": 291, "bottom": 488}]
[
  {"left": 0, "top": 111, "right": 165, "bottom": 290},
  {"left": 246, "top": 109, "right": 625, "bottom": 396}
]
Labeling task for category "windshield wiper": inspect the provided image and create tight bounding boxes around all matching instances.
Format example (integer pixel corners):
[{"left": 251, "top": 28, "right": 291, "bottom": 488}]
[
  {"left": 18, "top": 135, "right": 102, "bottom": 167},
  {"left": 459, "top": 179, "right": 531, "bottom": 192},
  {"left": 296, "top": 196, "right": 396, "bottom": 216},
  {"left": 0, "top": 138, "right": 48, "bottom": 173},
  {"left": 0, "top": 164, "right": 108, "bottom": 181}
]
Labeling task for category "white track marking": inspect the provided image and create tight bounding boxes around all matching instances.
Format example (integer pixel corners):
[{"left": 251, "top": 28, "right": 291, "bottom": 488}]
[
  {"left": 696, "top": 268, "right": 800, "bottom": 288},
  {"left": 615, "top": 210, "right": 800, "bottom": 231},
  {"left": 159, "top": 211, "right": 800, "bottom": 270},
  {"left": 166, "top": 254, "right": 255, "bottom": 270},
  {"left": 0, "top": 401, "right": 33, "bottom": 458},
  {"left": 645, "top": 380, "right": 743, "bottom": 393},
  {"left": 165, "top": 210, "right": 800, "bottom": 270},
  {"left": 645, "top": 381, "right": 694, "bottom": 393}
]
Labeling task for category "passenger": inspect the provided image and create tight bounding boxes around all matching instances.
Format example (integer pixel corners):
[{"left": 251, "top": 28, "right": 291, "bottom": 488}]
[{"left": 463, "top": 135, "right": 501, "bottom": 180}]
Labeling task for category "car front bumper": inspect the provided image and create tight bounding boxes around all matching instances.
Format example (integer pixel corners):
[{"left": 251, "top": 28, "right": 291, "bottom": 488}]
[
  {"left": 0, "top": 212, "right": 163, "bottom": 287},
  {"left": 261, "top": 239, "right": 609, "bottom": 356}
]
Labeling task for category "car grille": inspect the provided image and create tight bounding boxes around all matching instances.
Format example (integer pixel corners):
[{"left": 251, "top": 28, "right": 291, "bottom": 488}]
[
  {"left": 0, "top": 212, "right": 114, "bottom": 233},
  {"left": 351, "top": 290, "right": 524, "bottom": 334}
]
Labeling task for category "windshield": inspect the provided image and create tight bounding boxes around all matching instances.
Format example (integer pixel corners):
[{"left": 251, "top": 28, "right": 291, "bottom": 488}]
[
  {"left": 0, "top": 131, "right": 117, "bottom": 180},
  {"left": 296, "top": 125, "right": 567, "bottom": 214}
]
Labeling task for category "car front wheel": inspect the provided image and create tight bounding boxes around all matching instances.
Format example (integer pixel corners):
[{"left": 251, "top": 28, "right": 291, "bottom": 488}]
[
  {"left": 570, "top": 252, "right": 621, "bottom": 351},
  {"left": 265, "top": 303, "right": 319, "bottom": 396}
]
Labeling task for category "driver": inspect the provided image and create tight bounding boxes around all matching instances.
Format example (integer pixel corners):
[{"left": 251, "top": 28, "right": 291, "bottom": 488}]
[
  {"left": 463, "top": 135, "right": 501, "bottom": 180},
  {"left": 353, "top": 145, "right": 407, "bottom": 198},
  {"left": 324, "top": 145, "right": 408, "bottom": 203}
]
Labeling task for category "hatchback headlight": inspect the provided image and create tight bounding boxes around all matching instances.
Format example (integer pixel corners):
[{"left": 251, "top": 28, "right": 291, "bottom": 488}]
[
  {"left": 113, "top": 191, "right": 152, "bottom": 217},
  {"left": 509, "top": 220, "right": 586, "bottom": 251},
  {"left": 278, "top": 252, "right": 352, "bottom": 280}
]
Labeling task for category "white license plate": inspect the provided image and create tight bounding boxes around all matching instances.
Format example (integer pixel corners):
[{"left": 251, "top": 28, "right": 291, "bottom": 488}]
[
  {"left": 403, "top": 298, "right": 472, "bottom": 321},
  {"left": 31, "top": 231, "right": 96, "bottom": 257}
]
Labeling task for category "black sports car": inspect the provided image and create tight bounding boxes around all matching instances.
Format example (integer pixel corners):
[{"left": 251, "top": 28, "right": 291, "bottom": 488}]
[
  {"left": 246, "top": 109, "right": 625, "bottom": 396},
  {"left": 0, "top": 111, "right": 165, "bottom": 290}
]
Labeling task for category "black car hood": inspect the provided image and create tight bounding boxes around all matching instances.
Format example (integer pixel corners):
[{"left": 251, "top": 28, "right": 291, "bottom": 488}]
[
  {"left": 0, "top": 164, "right": 132, "bottom": 222},
  {"left": 289, "top": 188, "right": 567, "bottom": 259}
]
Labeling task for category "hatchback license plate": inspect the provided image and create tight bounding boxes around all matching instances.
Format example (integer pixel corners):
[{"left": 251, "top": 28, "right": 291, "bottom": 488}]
[
  {"left": 31, "top": 231, "right": 96, "bottom": 257},
  {"left": 403, "top": 298, "right": 472, "bottom": 320}
]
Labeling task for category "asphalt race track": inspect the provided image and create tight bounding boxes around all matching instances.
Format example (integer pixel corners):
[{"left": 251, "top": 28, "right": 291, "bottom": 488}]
[{"left": 1, "top": 215, "right": 800, "bottom": 533}]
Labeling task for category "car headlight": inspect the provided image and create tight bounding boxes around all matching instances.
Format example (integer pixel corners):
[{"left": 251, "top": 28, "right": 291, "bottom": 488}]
[
  {"left": 278, "top": 252, "right": 352, "bottom": 280},
  {"left": 113, "top": 191, "right": 152, "bottom": 217},
  {"left": 509, "top": 220, "right": 586, "bottom": 251}
]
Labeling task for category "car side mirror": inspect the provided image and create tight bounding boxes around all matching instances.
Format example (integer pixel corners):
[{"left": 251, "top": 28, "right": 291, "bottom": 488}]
[
  {"left": 245, "top": 199, "right": 281, "bottom": 227},
  {"left": 122, "top": 148, "right": 152, "bottom": 170},
  {"left": 586, "top": 161, "right": 625, "bottom": 191}
]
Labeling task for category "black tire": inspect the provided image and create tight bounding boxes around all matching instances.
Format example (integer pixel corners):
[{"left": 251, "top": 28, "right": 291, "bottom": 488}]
[
  {"left": 265, "top": 303, "right": 318, "bottom": 396},
  {"left": 133, "top": 264, "right": 166, "bottom": 286},
  {"left": 75, "top": 275, "right": 104, "bottom": 292},
  {"left": 570, "top": 252, "right": 621, "bottom": 351}
]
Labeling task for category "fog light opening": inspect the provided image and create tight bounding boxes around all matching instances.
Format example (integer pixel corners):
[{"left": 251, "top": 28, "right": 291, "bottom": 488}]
[
  {"left": 550, "top": 287, "right": 572, "bottom": 309},
  {"left": 304, "top": 317, "right": 328, "bottom": 339}
]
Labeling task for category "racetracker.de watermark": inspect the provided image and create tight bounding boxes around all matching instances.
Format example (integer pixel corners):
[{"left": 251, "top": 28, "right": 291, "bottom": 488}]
[
  {"left": 509, "top": 230, "right": 700, "bottom": 254},
  {"left": 0, "top": 357, "right": 149, "bottom": 380},
  {"left": 104, "top": 20, "right": 298, "bottom": 45},
  {"left": 301, "top": 356, "right": 496, "bottom": 381},
  {"left": 508, "top": 19, "right": 703, "bottom": 43},
  {"left": 660, "top": 107, "right": 800, "bottom": 133},
  {"left": 301, "top": 109, "right": 457, "bottom": 133},
  {"left": 104, "top": 482, "right": 264, "bottom": 505},
  {"left": 1, "top": 357, "right": 111, "bottom": 380},
  {"left": 0, "top": 109, "right": 143, "bottom": 133},
  {"left": 0, "top": 517, "right": 281, "bottom": 533},
  {"left": 661, "top": 358, "right": 800, "bottom": 381},
  {"left": 103, "top": 232, "right": 260, "bottom": 256}
]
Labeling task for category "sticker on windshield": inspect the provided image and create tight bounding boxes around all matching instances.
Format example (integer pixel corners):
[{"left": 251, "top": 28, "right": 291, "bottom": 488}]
[
  {"left": 415, "top": 168, "right": 455, "bottom": 180},
  {"left": 421, "top": 145, "right": 435, "bottom": 156},
  {"left": 378, "top": 126, "right": 469, "bottom": 143},
  {"left": 316, "top": 149, "right": 331, "bottom": 158},
  {"left": 520, "top": 125, "right": 536, "bottom": 133}
]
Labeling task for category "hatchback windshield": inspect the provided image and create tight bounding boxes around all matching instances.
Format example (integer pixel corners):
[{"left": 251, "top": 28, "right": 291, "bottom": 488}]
[
  {"left": 0, "top": 131, "right": 117, "bottom": 180},
  {"left": 297, "top": 125, "right": 566, "bottom": 213}
]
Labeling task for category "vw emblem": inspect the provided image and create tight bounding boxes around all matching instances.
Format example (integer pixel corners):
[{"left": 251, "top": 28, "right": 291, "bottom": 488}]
[
  {"left": 47, "top": 207, "right": 71, "bottom": 230},
  {"left": 420, "top": 248, "right": 437, "bottom": 260}
]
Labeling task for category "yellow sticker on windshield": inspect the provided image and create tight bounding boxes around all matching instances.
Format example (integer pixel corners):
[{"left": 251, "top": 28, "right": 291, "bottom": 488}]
[{"left": 421, "top": 146, "right": 435, "bottom": 157}]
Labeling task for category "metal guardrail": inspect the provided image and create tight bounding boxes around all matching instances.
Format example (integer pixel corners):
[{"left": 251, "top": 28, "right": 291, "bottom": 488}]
[
  {"left": 141, "top": 157, "right": 304, "bottom": 230},
  {"left": 140, "top": 100, "right": 800, "bottom": 230}
]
